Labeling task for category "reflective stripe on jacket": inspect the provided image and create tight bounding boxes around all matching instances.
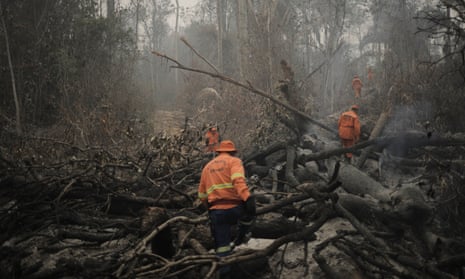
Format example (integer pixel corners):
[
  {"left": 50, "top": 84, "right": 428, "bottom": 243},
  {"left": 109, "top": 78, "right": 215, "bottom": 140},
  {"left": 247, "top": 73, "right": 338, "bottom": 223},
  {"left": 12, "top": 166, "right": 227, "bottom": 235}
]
[
  {"left": 338, "top": 110, "right": 360, "bottom": 141},
  {"left": 198, "top": 153, "right": 250, "bottom": 210}
]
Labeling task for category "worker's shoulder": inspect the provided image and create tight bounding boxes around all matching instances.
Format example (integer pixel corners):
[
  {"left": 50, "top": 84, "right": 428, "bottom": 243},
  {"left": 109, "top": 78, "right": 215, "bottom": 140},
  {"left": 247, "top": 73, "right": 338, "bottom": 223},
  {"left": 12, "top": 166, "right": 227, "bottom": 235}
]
[
  {"left": 203, "top": 158, "right": 217, "bottom": 168},
  {"left": 341, "top": 110, "right": 353, "bottom": 115},
  {"left": 341, "top": 111, "right": 358, "bottom": 118},
  {"left": 223, "top": 154, "right": 243, "bottom": 164}
]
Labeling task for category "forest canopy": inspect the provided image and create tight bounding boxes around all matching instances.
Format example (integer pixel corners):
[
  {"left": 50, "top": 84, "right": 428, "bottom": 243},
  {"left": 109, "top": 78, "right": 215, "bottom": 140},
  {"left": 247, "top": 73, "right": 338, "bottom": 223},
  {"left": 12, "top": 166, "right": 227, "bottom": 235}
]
[
  {"left": 0, "top": 0, "right": 464, "bottom": 139},
  {"left": 1, "top": 1, "right": 465, "bottom": 279}
]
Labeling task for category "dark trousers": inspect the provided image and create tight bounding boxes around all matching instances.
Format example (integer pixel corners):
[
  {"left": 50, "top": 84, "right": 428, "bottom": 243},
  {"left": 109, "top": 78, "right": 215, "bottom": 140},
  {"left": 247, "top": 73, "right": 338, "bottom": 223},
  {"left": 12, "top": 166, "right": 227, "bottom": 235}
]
[
  {"left": 341, "top": 139, "right": 355, "bottom": 158},
  {"left": 209, "top": 205, "right": 243, "bottom": 254},
  {"left": 209, "top": 205, "right": 247, "bottom": 275}
]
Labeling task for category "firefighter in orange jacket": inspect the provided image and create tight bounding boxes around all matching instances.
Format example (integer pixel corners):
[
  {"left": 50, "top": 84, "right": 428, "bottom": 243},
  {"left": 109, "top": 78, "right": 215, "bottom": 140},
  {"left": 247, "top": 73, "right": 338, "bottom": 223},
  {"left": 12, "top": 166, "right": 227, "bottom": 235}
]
[
  {"left": 338, "top": 105, "right": 361, "bottom": 160},
  {"left": 198, "top": 140, "right": 255, "bottom": 277},
  {"left": 352, "top": 74, "right": 363, "bottom": 98},
  {"left": 205, "top": 126, "right": 220, "bottom": 152},
  {"left": 367, "top": 67, "right": 374, "bottom": 82}
]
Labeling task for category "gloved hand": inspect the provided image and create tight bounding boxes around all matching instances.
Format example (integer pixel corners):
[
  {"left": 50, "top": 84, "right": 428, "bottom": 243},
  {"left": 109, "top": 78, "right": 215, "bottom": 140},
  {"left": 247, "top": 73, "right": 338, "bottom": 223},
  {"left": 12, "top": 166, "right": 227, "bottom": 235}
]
[{"left": 245, "top": 195, "right": 256, "bottom": 216}]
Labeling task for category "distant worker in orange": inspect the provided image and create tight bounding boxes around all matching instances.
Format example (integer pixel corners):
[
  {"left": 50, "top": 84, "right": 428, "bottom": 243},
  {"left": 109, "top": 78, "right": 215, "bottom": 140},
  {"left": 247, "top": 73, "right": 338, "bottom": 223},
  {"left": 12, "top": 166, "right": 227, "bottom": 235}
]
[
  {"left": 198, "top": 140, "right": 256, "bottom": 278},
  {"left": 367, "top": 67, "right": 374, "bottom": 82},
  {"left": 352, "top": 74, "right": 363, "bottom": 98},
  {"left": 205, "top": 125, "right": 221, "bottom": 152},
  {"left": 338, "top": 105, "right": 361, "bottom": 161}
]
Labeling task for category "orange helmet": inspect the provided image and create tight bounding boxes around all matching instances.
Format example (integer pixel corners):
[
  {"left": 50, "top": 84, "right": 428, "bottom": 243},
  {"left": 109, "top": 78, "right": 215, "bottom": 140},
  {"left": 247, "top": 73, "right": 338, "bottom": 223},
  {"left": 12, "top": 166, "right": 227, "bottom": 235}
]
[
  {"left": 351, "top": 104, "right": 359, "bottom": 110},
  {"left": 210, "top": 127, "right": 217, "bottom": 131},
  {"left": 215, "top": 140, "right": 237, "bottom": 152}
]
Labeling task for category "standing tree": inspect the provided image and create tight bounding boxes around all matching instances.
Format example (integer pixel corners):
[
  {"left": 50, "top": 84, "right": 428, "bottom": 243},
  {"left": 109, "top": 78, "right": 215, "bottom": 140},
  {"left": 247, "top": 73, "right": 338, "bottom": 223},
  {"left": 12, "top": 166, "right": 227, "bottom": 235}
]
[
  {"left": 417, "top": 0, "right": 465, "bottom": 78},
  {"left": 216, "top": 0, "right": 223, "bottom": 72},
  {"left": 236, "top": 0, "right": 248, "bottom": 81},
  {"left": 0, "top": 2, "right": 21, "bottom": 135},
  {"left": 139, "top": 0, "right": 172, "bottom": 104},
  {"left": 0, "top": 0, "right": 138, "bottom": 141}
]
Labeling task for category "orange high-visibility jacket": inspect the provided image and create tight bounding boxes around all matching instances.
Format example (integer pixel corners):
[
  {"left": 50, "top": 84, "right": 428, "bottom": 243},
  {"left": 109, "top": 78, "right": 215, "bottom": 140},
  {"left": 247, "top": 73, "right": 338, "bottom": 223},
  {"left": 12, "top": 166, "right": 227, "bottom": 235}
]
[
  {"left": 198, "top": 153, "right": 250, "bottom": 210},
  {"left": 338, "top": 110, "right": 361, "bottom": 141},
  {"left": 352, "top": 77, "right": 363, "bottom": 90},
  {"left": 205, "top": 130, "right": 220, "bottom": 151}
]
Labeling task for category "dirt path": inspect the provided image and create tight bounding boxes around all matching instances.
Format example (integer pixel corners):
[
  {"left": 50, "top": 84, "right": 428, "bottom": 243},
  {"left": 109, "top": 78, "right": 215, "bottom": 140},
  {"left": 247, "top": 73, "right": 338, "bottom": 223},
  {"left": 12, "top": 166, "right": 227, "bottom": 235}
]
[{"left": 152, "top": 110, "right": 185, "bottom": 136}]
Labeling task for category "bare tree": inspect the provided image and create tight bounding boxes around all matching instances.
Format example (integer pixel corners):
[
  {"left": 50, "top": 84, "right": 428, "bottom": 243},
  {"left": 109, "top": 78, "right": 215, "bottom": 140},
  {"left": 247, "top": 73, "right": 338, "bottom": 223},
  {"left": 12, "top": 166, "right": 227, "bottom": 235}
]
[
  {"left": 216, "top": 0, "right": 223, "bottom": 72},
  {"left": 417, "top": 0, "right": 465, "bottom": 74},
  {"left": 134, "top": 0, "right": 140, "bottom": 52},
  {"left": 236, "top": 0, "right": 248, "bottom": 80},
  {"left": 0, "top": 3, "right": 21, "bottom": 135},
  {"left": 107, "top": 0, "right": 115, "bottom": 18},
  {"left": 175, "top": 0, "right": 179, "bottom": 90}
]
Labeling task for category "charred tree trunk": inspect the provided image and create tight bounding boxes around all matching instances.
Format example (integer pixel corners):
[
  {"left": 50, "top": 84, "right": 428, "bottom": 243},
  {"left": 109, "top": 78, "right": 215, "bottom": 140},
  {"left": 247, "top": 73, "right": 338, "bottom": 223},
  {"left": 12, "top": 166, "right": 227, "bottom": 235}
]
[
  {"left": 356, "top": 108, "right": 391, "bottom": 168},
  {"left": 336, "top": 162, "right": 432, "bottom": 230}
]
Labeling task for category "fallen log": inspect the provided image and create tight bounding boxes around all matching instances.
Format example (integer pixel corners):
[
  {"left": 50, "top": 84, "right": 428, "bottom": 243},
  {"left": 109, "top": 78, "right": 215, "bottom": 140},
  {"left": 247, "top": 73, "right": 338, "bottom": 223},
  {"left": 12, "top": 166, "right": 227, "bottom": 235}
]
[
  {"left": 245, "top": 161, "right": 271, "bottom": 178},
  {"left": 334, "top": 201, "right": 389, "bottom": 249},
  {"left": 298, "top": 132, "right": 465, "bottom": 163},
  {"left": 178, "top": 228, "right": 209, "bottom": 255},
  {"left": 386, "top": 252, "right": 456, "bottom": 279},
  {"left": 312, "top": 254, "right": 342, "bottom": 279},
  {"left": 58, "top": 210, "right": 137, "bottom": 228},
  {"left": 337, "top": 162, "right": 391, "bottom": 202},
  {"left": 251, "top": 214, "right": 305, "bottom": 239},
  {"left": 285, "top": 145, "right": 299, "bottom": 189},
  {"left": 57, "top": 228, "right": 126, "bottom": 243},
  {"left": 336, "top": 163, "right": 432, "bottom": 227},
  {"left": 106, "top": 192, "right": 190, "bottom": 214},
  {"left": 356, "top": 107, "right": 391, "bottom": 168}
]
